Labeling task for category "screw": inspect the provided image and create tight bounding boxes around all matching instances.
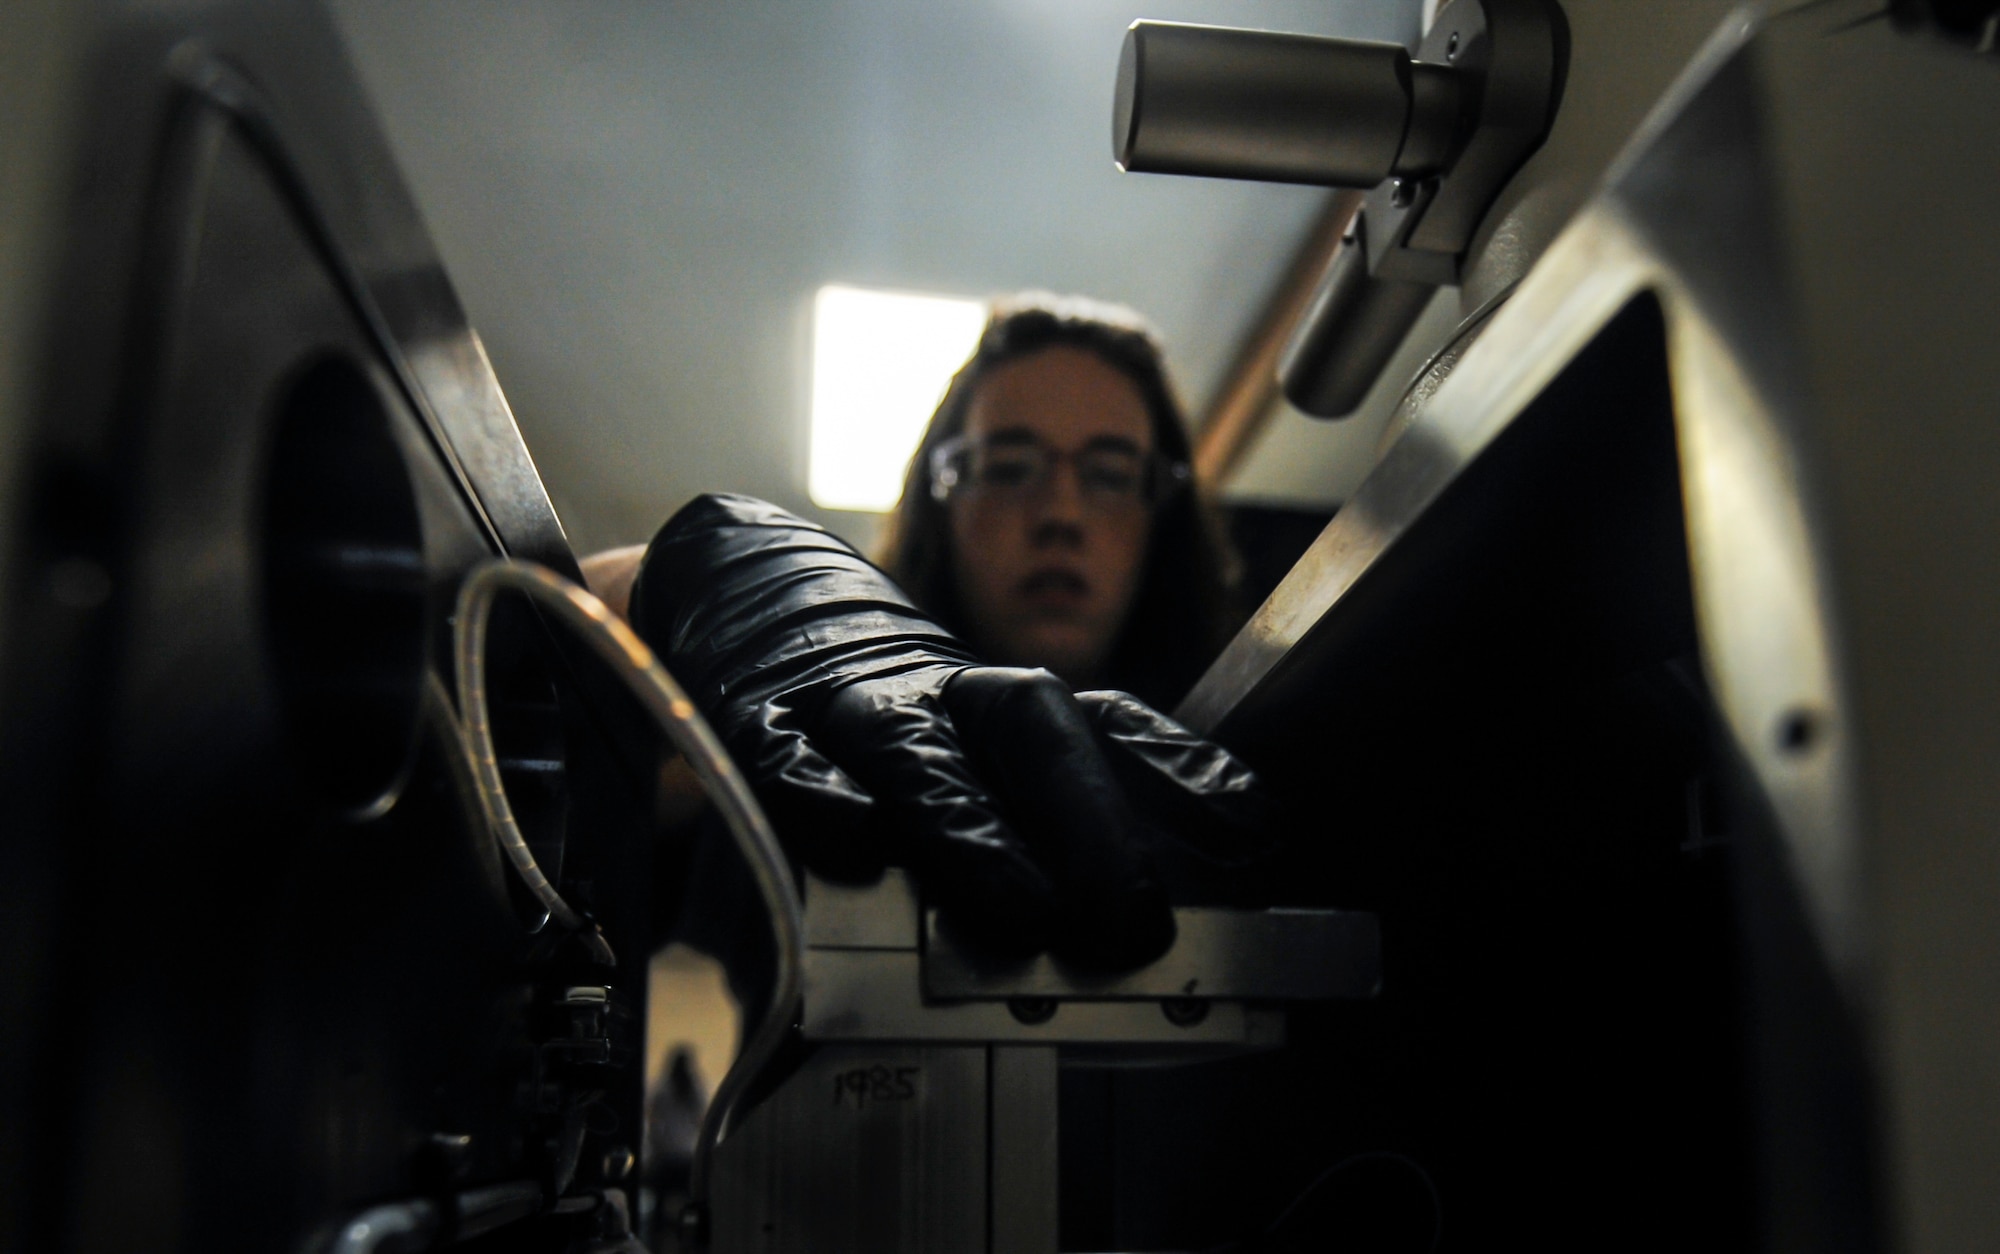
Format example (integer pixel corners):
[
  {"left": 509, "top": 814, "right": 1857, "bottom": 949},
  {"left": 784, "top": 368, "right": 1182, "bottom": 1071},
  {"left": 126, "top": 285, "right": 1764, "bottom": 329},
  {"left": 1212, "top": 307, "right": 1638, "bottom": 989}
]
[
  {"left": 417, "top": 1132, "right": 473, "bottom": 1187},
  {"left": 601, "top": 1144, "right": 635, "bottom": 1182},
  {"left": 1390, "top": 178, "right": 1420, "bottom": 209},
  {"left": 680, "top": 1203, "right": 710, "bottom": 1246},
  {"left": 1776, "top": 707, "right": 1824, "bottom": 755},
  {"left": 1446, "top": 30, "right": 1460, "bottom": 60},
  {"left": 1161, "top": 997, "right": 1209, "bottom": 1027},
  {"left": 1007, "top": 997, "right": 1057, "bottom": 1026}
]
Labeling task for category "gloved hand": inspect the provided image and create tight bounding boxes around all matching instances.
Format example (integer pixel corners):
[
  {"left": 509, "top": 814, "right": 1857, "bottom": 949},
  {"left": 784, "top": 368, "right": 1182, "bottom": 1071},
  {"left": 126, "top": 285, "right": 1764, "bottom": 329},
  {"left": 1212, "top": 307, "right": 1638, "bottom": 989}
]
[{"left": 629, "top": 494, "right": 1273, "bottom": 971}]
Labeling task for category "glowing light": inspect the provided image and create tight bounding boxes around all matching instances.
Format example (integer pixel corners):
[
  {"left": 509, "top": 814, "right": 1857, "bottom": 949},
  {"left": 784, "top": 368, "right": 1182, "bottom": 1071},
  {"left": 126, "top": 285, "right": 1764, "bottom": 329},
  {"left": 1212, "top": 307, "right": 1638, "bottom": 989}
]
[{"left": 809, "top": 284, "right": 986, "bottom": 512}]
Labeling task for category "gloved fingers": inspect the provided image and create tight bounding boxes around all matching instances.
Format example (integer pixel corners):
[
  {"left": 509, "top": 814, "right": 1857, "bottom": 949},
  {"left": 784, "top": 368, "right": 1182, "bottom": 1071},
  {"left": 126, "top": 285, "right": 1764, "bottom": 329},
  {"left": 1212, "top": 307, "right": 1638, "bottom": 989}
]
[
  {"left": 628, "top": 509, "right": 887, "bottom": 880},
  {"left": 712, "top": 707, "right": 884, "bottom": 882},
  {"left": 1073, "top": 689, "right": 1283, "bottom": 867},
  {"left": 941, "top": 667, "right": 1176, "bottom": 972},
  {"left": 812, "top": 673, "right": 1056, "bottom": 959}
]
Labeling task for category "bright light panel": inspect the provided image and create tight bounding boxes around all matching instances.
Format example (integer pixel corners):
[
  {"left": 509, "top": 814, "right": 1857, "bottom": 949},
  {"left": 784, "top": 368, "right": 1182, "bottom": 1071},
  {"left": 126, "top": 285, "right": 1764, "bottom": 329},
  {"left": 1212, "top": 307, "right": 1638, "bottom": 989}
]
[{"left": 809, "top": 284, "right": 986, "bottom": 512}]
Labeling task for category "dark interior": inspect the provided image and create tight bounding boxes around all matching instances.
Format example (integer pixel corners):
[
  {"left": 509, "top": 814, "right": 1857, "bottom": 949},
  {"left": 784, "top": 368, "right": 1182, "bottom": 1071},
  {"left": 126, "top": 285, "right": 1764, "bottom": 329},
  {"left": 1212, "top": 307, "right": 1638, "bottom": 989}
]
[{"left": 1061, "top": 296, "right": 1756, "bottom": 1251}]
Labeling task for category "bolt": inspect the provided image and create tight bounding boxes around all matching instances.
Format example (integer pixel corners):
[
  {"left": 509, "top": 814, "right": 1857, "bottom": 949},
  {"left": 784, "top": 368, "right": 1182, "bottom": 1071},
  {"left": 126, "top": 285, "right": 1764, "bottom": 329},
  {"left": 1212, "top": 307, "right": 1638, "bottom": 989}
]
[
  {"left": 1776, "top": 707, "right": 1825, "bottom": 755},
  {"left": 1161, "top": 997, "right": 1209, "bottom": 1027},
  {"left": 680, "top": 1203, "right": 710, "bottom": 1247},
  {"left": 1007, "top": 997, "right": 1057, "bottom": 1026},
  {"left": 418, "top": 1132, "right": 473, "bottom": 1187},
  {"left": 601, "top": 1144, "right": 635, "bottom": 1182}
]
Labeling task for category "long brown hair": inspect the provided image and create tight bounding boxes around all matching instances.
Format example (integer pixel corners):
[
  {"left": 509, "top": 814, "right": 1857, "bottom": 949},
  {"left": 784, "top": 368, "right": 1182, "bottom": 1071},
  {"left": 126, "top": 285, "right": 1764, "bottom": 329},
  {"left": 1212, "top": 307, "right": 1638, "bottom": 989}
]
[{"left": 878, "top": 292, "right": 1241, "bottom": 709}]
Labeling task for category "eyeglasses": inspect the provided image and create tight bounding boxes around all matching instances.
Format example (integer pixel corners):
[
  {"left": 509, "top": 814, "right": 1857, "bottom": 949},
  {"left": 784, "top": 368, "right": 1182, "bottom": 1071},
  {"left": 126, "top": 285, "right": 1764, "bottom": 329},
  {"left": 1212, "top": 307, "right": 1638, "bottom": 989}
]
[{"left": 929, "top": 434, "right": 1190, "bottom": 508}]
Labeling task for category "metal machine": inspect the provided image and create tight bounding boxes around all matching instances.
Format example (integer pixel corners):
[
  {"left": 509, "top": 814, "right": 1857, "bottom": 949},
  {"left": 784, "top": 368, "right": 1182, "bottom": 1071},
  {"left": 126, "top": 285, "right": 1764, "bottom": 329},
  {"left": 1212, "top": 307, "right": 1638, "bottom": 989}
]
[
  {"left": 0, "top": 3, "right": 735, "bottom": 1249},
  {"left": 1118, "top": 1, "right": 2000, "bottom": 1250},
  {"left": 700, "top": 871, "right": 1377, "bottom": 1254},
  {"left": 4, "top": 0, "right": 2000, "bottom": 1251}
]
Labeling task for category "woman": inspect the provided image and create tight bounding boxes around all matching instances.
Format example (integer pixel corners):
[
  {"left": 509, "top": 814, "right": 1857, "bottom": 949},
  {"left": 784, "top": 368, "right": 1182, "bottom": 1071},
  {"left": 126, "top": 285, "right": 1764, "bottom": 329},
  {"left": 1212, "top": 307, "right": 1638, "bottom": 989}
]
[{"left": 880, "top": 292, "right": 1240, "bottom": 710}]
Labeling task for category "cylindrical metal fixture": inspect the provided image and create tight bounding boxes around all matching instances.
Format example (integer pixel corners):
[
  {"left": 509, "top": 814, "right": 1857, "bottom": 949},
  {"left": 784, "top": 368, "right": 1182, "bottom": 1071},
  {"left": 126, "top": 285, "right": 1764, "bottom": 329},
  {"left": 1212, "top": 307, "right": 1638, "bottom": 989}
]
[
  {"left": 1114, "top": 21, "right": 1463, "bottom": 187},
  {"left": 1277, "top": 218, "right": 1437, "bottom": 417}
]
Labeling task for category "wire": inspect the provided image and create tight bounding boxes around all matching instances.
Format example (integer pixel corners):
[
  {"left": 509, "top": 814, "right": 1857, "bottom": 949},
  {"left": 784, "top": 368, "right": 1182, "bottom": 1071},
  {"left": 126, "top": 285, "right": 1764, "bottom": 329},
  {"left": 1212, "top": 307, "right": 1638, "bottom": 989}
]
[
  {"left": 450, "top": 562, "right": 807, "bottom": 1201},
  {"left": 453, "top": 563, "right": 612, "bottom": 964}
]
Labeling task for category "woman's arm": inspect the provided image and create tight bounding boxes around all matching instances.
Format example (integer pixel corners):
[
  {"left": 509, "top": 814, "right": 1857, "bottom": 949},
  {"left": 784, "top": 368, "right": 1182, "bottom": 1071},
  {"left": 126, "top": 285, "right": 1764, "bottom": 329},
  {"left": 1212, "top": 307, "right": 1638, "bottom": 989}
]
[{"left": 579, "top": 544, "right": 647, "bottom": 620}]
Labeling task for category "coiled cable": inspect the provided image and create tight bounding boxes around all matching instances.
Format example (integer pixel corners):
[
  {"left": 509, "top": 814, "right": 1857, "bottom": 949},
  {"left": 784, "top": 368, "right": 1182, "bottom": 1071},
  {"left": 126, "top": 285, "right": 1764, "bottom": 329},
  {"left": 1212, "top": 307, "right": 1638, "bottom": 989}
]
[{"left": 450, "top": 558, "right": 805, "bottom": 1214}]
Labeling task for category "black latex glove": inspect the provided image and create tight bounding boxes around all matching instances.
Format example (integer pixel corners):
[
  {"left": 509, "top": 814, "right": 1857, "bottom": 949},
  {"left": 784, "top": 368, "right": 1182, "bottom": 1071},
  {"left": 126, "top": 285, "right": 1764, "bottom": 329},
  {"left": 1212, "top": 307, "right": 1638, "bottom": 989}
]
[{"left": 629, "top": 494, "right": 1273, "bottom": 971}]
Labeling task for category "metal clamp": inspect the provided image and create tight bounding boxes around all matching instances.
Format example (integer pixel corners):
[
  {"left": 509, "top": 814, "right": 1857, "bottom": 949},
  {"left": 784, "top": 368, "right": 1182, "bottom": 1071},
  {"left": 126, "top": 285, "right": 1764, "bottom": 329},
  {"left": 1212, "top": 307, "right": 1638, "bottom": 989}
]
[{"left": 1115, "top": 0, "right": 1566, "bottom": 416}]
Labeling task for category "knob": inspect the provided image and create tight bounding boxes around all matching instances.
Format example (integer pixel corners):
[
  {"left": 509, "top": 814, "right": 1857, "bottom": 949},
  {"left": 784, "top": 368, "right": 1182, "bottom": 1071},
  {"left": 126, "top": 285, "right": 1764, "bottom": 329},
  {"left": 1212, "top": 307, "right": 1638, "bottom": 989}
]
[{"left": 1113, "top": 21, "right": 1470, "bottom": 188}]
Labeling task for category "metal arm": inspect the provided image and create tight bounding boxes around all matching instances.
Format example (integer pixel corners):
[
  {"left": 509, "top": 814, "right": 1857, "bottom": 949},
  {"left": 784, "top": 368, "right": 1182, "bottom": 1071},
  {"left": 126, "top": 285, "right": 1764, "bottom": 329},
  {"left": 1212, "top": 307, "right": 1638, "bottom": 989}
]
[{"left": 1114, "top": 0, "right": 1565, "bottom": 416}]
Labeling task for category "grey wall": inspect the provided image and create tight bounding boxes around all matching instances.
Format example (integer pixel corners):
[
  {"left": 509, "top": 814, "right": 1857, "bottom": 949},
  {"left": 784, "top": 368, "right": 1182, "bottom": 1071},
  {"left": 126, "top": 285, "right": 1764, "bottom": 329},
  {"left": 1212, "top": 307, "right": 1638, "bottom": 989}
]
[{"left": 329, "top": 0, "right": 1419, "bottom": 553}]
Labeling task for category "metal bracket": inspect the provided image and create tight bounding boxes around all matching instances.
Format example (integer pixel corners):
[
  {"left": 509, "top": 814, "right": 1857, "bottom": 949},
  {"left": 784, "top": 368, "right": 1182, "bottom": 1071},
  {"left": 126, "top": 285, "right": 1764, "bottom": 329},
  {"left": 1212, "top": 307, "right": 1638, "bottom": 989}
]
[
  {"left": 1114, "top": 0, "right": 1565, "bottom": 416},
  {"left": 704, "top": 870, "right": 1380, "bottom": 1254},
  {"left": 1363, "top": 0, "right": 1565, "bottom": 285}
]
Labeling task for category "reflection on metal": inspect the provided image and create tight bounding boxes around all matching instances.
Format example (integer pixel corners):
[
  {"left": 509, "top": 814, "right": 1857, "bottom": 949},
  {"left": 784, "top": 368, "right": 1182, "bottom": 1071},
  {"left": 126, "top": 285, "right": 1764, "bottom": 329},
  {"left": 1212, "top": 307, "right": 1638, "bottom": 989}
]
[
  {"left": 326, "top": 1201, "right": 435, "bottom": 1254},
  {"left": 804, "top": 948, "right": 1278, "bottom": 1046},
  {"left": 1277, "top": 214, "right": 1440, "bottom": 417},
  {"left": 1182, "top": 2, "right": 2000, "bottom": 1246},
  {"left": 708, "top": 1045, "right": 990, "bottom": 1254},
  {"left": 1177, "top": 213, "right": 1648, "bottom": 735},
  {"left": 796, "top": 871, "right": 1298, "bottom": 1048},
  {"left": 322, "top": 1181, "right": 543, "bottom": 1254},
  {"left": 988, "top": 1046, "right": 1059, "bottom": 1254},
  {"left": 446, "top": 558, "right": 807, "bottom": 1217},
  {"left": 922, "top": 903, "right": 1380, "bottom": 1002},
  {"left": 1115, "top": 23, "right": 1460, "bottom": 187},
  {"left": 1119, "top": 0, "right": 1565, "bottom": 417},
  {"left": 801, "top": 867, "right": 921, "bottom": 949},
  {"left": 161, "top": 47, "right": 576, "bottom": 577},
  {"left": 1191, "top": 191, "right": 1361, "bottom": 486},
  {"left": 0, "top": 7, "right": 627, "bottom": 1246},
  {"left": 707, "top": 872, "right": 1373, "bottom": 1253}
]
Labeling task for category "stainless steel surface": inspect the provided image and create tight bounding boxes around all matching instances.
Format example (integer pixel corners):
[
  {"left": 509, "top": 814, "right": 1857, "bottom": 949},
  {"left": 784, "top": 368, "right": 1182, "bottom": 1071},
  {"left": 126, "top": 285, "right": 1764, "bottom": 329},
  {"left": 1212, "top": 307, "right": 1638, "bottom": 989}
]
[
  {"left": 922, "top": 905, "right": 1380, "bottom": 1001},
  {"left": 162, "top": 47, "right": 577, "bottom": 579},
  {"left": 0, "top": 5, "right": 733, "bottom": 1241},
  {"left": 708, "top": 1045, "right": 989, "bottom": 1254},
  {"left": 1392, "top": 0, "right": 1562, "bottom": 261},
  {"left": 728, "top": 864, "right": 1336, "bottom": 1254},
  {"left": 326, "top": 1199, "right": 439, "bottom": 1254},
  {"left": 1452, "top": 0, "right": 1737, "bottom": 311},
  {"left": 744, "top": 872, "right": 1368, "bottom": 1248},
  {"left": 322, "top": 1180, "right": 543, "bottom": 1253},
  {"left": 1191, "top": 191, "right": 1363, "bottom": 484},
  {"left": 1123, "top": 0, "right": 1565, "bottom": 419},
  {"left": 734, "top": 873, "right": 1340, "bottom": 1250},
  {"left": 805, "top": 949, "right": 1284, "bottom": 1048},
  {"left": 1115, "top": 22, "right": 1431, "bottom": 187},
  {"left": 707, "top": 1041, "right": 1065, "bottom": 1254},
  {"left": 1174, "top": 212, "right": 1646, "bottom": 732},
  {"left": 798, "top": 867, "right": 1365, "bottom": 1040},
  {"left": 1181, "top": 2, "right": 2000, "bottom": 1246},
  {"left": 1277, "top": 215, "right": 1437, "bottom": 416},
  {"left": 804, "top": 869, "right": 921, "bottom": 949},
  {"left": 450, "top": 557, "right": 809, "bottom": 1214},
  {"left": 1222, "top": 0, "right": 1739, "bottom": 497},
  {"left": 989, "top": 1047, "right": 1059, "bottom": 1254}
]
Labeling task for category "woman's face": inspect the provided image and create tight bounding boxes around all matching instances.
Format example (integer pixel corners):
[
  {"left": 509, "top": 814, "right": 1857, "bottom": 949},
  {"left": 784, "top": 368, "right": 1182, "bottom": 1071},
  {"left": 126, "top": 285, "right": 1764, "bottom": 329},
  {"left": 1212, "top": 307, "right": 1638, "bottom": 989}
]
[{"left": 947, "top": 345, "right": 1155, "bottom": 688}]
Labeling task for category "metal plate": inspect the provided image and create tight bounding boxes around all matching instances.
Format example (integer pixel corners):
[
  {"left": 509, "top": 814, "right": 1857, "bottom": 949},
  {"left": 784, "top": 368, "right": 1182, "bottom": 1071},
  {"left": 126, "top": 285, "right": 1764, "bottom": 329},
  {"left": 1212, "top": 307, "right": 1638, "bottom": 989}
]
[
  {"left": 804, "top": 868, "right": 920, "bottom": 950},
  {"left": 802, "top": 950, "right": 1285, "bottom": 1048},
  {"left": 708, "top": 1045, "right": 988, "bottom": 1254},
  {"left": 921, "top": 906, "right": 1380, "bottom": 1001}
]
